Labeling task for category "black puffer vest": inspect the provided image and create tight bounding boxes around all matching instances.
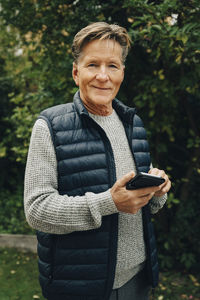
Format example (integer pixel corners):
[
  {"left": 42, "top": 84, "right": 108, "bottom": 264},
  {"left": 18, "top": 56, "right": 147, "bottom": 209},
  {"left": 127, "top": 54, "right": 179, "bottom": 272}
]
[{"left": 37, "top": 91, "right": 159, "bottom": 300}]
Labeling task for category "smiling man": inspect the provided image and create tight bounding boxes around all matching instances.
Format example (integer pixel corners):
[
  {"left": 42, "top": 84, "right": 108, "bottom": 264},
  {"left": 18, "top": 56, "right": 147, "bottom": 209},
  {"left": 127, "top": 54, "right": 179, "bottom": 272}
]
[
  {"left": 24, "top": 22, "right": 171, "bottom": 300},
  {"left": 72, "top": 38, "right": 124, "bottom": 115}
]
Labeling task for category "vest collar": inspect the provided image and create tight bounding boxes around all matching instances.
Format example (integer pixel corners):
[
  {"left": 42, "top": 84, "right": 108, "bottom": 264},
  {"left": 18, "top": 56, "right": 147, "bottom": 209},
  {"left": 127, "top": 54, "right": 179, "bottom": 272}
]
[{"left": 73, "top": 90, "right": 136, "bottom": 124}]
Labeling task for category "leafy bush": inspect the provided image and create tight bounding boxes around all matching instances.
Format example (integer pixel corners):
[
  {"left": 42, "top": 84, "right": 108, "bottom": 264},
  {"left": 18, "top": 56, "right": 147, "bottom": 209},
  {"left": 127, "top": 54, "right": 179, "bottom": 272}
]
[{"left": 0, "top": 186, "right": 34, "bottom": 234}]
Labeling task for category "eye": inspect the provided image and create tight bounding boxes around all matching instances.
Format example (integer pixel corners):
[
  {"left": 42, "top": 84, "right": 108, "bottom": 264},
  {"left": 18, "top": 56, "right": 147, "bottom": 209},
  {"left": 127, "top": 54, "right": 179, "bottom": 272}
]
[
  {"left": 88, "top": 63, "right": 97, "bottom": 67},
  {"left": 109, "top": 64, "right": 118, "bottom": 69}
]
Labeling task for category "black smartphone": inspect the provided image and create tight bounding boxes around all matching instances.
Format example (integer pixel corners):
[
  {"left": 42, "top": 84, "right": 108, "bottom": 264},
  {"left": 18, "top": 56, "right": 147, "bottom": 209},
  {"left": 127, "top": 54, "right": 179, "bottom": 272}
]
[{"left": 126, "top": 172, "right": 165, "bottom": 190}]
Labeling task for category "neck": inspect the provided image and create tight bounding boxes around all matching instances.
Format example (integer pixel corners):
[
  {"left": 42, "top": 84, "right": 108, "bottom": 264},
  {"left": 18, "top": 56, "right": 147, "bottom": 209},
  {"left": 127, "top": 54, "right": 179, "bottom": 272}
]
[{"left": 83, "top": 101, "right": 113, "bottom": 116}]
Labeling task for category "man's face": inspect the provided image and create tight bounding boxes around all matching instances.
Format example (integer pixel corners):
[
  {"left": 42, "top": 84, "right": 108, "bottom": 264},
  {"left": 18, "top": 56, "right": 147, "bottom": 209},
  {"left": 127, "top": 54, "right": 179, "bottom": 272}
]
[{"left": 72, "top": 39, "right": 124, "bottom": 115}]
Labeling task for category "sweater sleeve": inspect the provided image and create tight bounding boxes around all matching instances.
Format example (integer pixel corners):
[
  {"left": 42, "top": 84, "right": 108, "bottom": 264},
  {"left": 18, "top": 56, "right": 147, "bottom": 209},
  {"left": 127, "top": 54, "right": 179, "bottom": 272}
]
[
  {"left": 24, "top": 119, "right": 118, "bottom": 234},
  {"left": 150, "top": 194, "right": 167, "bottom": 214}
]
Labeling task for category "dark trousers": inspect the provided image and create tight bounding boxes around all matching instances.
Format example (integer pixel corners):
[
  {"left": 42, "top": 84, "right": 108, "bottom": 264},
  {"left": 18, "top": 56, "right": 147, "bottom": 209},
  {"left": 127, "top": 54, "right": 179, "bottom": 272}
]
[{"left": 109, "top": 269, "right": 151, "bottom": 300}]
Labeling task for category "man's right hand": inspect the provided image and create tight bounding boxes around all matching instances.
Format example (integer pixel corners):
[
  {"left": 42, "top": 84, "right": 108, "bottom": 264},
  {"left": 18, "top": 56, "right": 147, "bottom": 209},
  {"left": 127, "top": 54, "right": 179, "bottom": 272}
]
[{"left": 110, "top": 171, "right": 161, "bottom": 214}]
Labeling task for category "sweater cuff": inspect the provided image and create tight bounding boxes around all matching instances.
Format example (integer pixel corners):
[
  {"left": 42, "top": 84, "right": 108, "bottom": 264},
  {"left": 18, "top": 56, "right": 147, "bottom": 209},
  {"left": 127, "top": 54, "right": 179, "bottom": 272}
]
[
  {"left": 86, "top": 189, "right": 118, "bottom": 218},
  {"left": 150, "top": 193, "right": 167, "bottom": 214}
]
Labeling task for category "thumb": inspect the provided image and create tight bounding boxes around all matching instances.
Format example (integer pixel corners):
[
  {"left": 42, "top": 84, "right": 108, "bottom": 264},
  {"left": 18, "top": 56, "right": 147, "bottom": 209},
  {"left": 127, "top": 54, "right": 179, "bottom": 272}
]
[{"left": 118, "top": 171, "right": 135, "bottom": 187}]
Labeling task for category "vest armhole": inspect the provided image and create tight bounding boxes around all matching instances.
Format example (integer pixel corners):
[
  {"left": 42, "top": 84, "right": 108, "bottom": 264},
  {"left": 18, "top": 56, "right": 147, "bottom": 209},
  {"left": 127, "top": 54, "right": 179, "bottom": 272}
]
[{"left": 37, "top": 115, "right": 56, "bottom": 148}]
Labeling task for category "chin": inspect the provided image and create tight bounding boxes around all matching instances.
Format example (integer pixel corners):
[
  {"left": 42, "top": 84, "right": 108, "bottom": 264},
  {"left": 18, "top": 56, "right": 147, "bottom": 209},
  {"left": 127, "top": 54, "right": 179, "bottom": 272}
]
[
  {"left": 92, "top": 93, "right": 113, "bottom": 103},
  {"left": 94, "top": 98, "right": 112, "bottom": 106}
]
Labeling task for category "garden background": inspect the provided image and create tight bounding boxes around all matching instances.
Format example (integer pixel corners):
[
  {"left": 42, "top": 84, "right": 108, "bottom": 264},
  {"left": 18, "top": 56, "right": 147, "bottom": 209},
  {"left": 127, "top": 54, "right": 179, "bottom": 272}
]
[{"left": 0, "top": 0, "right": 200, "bottom": 298}]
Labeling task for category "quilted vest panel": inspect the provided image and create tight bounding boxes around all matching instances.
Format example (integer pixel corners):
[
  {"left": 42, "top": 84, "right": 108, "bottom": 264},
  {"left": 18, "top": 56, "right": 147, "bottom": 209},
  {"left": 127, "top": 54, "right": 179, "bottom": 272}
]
[{"left": 36, "top": 92, "right": 158, "bottom": 300}]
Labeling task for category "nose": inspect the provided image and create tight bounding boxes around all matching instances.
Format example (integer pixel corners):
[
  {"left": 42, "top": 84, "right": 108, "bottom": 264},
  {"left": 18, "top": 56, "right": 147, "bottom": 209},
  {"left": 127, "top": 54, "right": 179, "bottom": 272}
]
[{"left": 95, "top": 66, "right": 109, "bottom": 81}]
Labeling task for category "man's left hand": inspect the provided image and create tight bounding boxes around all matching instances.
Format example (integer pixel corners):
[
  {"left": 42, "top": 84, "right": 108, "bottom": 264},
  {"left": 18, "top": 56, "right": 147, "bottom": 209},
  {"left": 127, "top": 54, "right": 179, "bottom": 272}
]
[{"left": 148, "top": 168, "right": 171, "bottom": 197}]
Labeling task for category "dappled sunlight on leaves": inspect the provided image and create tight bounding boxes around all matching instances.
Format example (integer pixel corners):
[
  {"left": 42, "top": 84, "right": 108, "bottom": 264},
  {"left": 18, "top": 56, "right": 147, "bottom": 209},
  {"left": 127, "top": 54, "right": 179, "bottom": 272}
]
[{"left": 151, "top": 272, "right": 200, "bottom": 300}]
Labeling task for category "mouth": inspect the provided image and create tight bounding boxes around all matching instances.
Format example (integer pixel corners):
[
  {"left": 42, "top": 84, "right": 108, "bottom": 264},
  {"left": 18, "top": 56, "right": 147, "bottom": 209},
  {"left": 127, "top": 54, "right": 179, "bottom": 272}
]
[{"left": 92, "top": 86, "right": 111, "bottom": 91}]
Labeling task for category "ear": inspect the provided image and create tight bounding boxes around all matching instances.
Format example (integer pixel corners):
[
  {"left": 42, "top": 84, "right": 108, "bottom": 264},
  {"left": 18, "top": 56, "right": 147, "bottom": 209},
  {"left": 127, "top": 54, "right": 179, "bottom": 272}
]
[
  {"left": 72, "top": 62, "right": 79, "bottom": 86},
  {"left": 121, "top": 65, "right": 125, "bottom": 83},
  {"left": 122, "top": 66, "right": 125, "bottom": 79}
]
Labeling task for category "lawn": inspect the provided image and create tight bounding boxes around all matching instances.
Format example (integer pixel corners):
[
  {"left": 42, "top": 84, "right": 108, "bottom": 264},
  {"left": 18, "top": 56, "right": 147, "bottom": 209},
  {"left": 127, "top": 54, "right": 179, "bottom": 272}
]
[
  {"left": 0, "top": 248, "right": 45, "bottom": 300},
  {"left": 0, "top": 248, "right": 199, "bottom": 300}
]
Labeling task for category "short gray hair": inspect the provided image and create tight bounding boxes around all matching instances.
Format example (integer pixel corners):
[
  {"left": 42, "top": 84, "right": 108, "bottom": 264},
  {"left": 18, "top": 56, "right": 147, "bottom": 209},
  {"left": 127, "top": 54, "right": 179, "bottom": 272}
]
[{"left": 72, "top": 22, "right": 131, "bottom": 63}]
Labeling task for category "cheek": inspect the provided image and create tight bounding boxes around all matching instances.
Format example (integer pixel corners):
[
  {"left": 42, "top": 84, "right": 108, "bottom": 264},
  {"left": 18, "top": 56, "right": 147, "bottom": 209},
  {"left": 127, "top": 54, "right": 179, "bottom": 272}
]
[
  {"left": 120, "top": 71, "right": 124, "bottom": 83},
  {"left": 78, "top": 78, "right": 86, "bottom": 89},
  {"left": 115, "top": 76, "right": 124, "bottom": 89},
  {"left": 79, "top": 76, "right": 90, "bottom": 89}
]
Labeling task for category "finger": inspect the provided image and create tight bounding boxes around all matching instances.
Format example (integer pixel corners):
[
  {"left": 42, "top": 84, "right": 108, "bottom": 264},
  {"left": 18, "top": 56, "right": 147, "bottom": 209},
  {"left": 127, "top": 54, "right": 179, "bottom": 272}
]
[
  {"left": 161, "top": 179, "right": 171, "bottom": 193},
  {"left": 149, "top": 168, "right": 167, "bottom": 187},
  {"left": 157, "top": 170, "right": 166, "bottom": 179},
  {"left": 118, "top": 171, "right": 135, "bottom": 187},
  {"left": 159, "top": 173, "right": 169, "bottom": 188},
  {"left": 136, "top": 185, "right": 161, "bottom": 197},
  {"left": 149, "top": 168, "right": 159, "bottom": 176},
  {"left": 149, "top": 168, "right": 164, "bottom": 177},
  {"left": 140, "top": 192, "right": 154, "bottom": 202},
  {"left": 155, "top": 178, "right": 171, "bottom": 196}
]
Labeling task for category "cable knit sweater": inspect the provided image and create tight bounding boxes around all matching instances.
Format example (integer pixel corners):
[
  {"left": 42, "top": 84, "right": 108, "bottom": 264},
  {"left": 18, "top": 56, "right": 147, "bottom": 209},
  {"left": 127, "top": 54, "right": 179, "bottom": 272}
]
[{"left": 24, "top": 108, "right": 166, "bottom": 289}]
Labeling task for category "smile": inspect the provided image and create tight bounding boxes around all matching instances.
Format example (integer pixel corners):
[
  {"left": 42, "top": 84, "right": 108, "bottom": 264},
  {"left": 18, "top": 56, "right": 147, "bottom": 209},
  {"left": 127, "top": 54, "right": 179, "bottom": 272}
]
[{"left": 93, "top": 86, "right": 111, "bottom": 90}]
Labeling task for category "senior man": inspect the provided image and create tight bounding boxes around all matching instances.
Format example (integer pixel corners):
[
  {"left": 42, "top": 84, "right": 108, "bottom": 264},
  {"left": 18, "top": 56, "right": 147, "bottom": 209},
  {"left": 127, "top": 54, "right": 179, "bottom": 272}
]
[{"left": 24, "top": 22, "right": 171, "bottom": 300}]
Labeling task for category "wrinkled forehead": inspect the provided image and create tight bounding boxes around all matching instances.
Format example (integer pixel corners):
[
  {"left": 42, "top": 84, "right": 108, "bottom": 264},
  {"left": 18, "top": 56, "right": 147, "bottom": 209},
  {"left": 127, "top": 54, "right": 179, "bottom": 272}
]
[{"left": 78, "top": 39, "right": 123, "bottom": 63}]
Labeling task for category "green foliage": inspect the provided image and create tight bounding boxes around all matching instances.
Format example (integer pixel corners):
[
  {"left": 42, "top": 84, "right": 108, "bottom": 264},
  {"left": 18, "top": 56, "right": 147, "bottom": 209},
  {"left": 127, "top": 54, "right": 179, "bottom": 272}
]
[
  {"left": 165, "top": 192, "right": 180, "bottom": 209},
  {"left": 0, "top": 0, "right": 199, "bottom": 273},
  {"left": 0, "top": 187, "right": 34, "bottom": 234},
  {"left": 153, "top": 272, "right": 200, "bottom": 300}
]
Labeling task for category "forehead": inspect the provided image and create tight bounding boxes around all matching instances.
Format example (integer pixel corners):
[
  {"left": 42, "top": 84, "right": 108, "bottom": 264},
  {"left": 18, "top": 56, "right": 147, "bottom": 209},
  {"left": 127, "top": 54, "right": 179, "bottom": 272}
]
[{"left": 79, "top": 39, "right": 123, "bottom": 62}]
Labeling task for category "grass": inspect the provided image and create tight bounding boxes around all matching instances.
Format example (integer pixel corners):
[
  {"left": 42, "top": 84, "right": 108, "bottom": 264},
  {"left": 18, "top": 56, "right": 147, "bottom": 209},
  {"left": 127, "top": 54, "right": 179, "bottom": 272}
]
[
  {"left": 0, "top": 248, "right": 45, "bottom": 300},
  {"left": 0, "top": 248, "right": 199, "bottom": 300}
]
